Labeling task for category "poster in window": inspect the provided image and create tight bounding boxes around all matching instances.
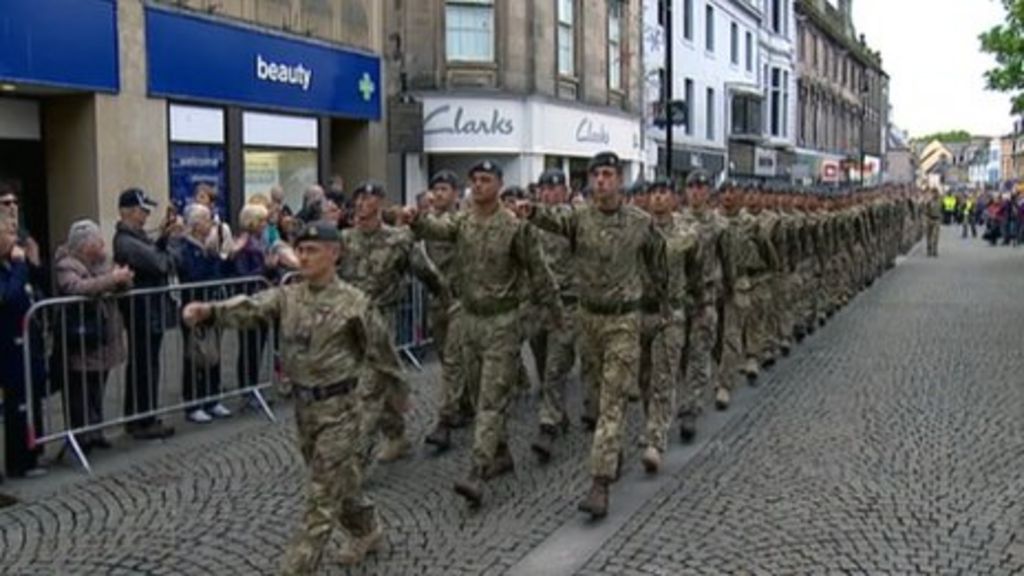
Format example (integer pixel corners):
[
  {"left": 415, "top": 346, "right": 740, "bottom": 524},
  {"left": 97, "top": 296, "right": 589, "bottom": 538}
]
[{"left": 170, "top": 144, "right": 228, "bottom": 220}]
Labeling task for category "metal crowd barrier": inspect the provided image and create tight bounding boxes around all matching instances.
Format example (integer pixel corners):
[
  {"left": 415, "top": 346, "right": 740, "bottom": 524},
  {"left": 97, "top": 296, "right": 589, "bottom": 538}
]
[{"left": 22, "top": 276, "right": 277, "bottom": 473}]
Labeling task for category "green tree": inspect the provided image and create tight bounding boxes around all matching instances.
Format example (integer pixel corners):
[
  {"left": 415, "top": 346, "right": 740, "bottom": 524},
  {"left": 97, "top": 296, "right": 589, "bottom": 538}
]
[
  {"left": 980, "top": 0, "right": 1024, "bottom": 113},
  {"left": 912, "top": 130, "right": 973, "bottom": 143}
]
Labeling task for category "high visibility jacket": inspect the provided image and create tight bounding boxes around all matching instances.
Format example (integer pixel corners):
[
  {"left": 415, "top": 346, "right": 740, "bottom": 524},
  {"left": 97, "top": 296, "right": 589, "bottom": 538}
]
[{"left": 943, "top": 195, "right": 957, "bottom": 211}]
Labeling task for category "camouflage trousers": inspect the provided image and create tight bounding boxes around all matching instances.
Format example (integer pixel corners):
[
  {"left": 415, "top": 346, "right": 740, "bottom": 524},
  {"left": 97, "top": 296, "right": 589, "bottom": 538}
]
[
  {"left": 462, "top": 309, "right": 520, "bottom": 475},
  {"left": 578, "top": 309, "right": 640, "bottom": 480},
  {"left": 680, "top": 299, "right": 718, "bottom": 416},
  {"left": 531, "top": 306, "right": 578, "bottom": 430},
  {"left": 718, "top": 287, "right": 753, "bottom": 390},
  {"left": 359, "top": 307, "right": 407, "bottom": 463},
  {"left": 775, "top": 273, "right": 798, "bottom": 347},
  {"left": 282, "top": 393, "right": 378, "bottom": 575},
  {"left": 749, "top": 276, "right": 779, "bottom": 362},
  {"left": 430, "top": 300, "right": 474, "bottom": 424},
  {"left": 794, "top": 261, "right": 819, "bottom": 332},
  {"left": 638, "top": 310, "right": 685, "bottom": 453},
  {"left": 518, "top": 303, "right": 545, "bottom": 394},
  {"left": 926, "top": 221, "right": 940, "bottom": 256}
]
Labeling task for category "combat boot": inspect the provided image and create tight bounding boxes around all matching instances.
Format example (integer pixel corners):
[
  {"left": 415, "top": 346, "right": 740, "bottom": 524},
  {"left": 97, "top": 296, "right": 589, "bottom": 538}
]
[
  {"left": 715, "top": 387, "right": 731, "bottom": 411},
  {"left": 338, "top": 524, "right": 384, "bottom": 566},
  {"left": 453, "top": 470, "right": 483, "bottom": 508},
  {"left": 641, "top": 447, "right": 662, "bottom": 475},
  {"left": 485, "top": 443, "right": 515, "bottom": 479},
  {"left": 577, "top": 477, "right": 610, "bottom": 519},
  {"left": 424, "top": 421, "right": 452, "bottom": 451},
  {"left": 678, "top": 413, "right": 698, "bottom": 443},
  {"left": 743, "top": 358, "right": 760, "bottom": 381},
  {"left": 530, "top": 425, "right": 558, "bottom": 464},
  {"left": 377, "top": 436, "right": 412, "bottom": 463}
]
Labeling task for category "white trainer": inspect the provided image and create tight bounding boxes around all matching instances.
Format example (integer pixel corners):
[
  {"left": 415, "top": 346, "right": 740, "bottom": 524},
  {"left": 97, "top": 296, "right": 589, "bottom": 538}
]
[
  {"left": 187, "top": 409, "right": 213, "bottom": 423},
  {"left": 208, "top": 403, "right": 232, "bottom": 418}
]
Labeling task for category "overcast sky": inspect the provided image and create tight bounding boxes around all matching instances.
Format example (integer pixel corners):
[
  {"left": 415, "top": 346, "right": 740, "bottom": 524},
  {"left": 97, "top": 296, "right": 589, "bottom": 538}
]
[{"left": 852, "top": 0, "right": 1012, "bottom": 138}]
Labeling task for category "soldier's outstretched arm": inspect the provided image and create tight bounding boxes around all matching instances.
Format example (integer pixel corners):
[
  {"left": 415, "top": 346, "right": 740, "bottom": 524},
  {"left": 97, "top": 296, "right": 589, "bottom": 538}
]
[
  {"left": 208, "top": 287, "right": 284, "bottom": 328},
  {"left": 517, "top": 223, "right": 566, "bottom": 323},
  {"left": 642, "top": 223, "right": 670, "bottom": 307},
  {"left": 410, "top": 211, "right": 459, "bottom": 242},
  {"left": 526, "top": 204, "right": 578, "bottom": 241},
  {"left": 408, "top": 240, "right": 449, "bottom": 298},
  {"left": 358, "top": 306, "right": 409, "bottom": 398}
]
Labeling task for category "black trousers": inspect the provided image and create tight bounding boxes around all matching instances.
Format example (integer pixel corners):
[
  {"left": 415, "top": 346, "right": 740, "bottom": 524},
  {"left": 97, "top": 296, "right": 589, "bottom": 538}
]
[
  {"left": 3, "top": 377, "right": 43, "bottom": 477},
  {"left": 121, "top": 300, "right": 164, "bottom": 427},
  {"left": 65, "top": 369, "right": 107, "bottom": 431}
]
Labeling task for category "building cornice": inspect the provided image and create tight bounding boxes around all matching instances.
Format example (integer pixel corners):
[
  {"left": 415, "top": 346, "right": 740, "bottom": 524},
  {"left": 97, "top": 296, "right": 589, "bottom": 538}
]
[{"left": 794, "top": 0, "right": 885, "bottom": 73}]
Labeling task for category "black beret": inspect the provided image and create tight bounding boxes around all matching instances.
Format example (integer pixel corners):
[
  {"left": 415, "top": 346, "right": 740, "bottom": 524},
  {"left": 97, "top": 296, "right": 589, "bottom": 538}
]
[
  {"left": 500, "top": 186, "right": 527, "bottom": 201},
  {"left": 538, "top": 169, "right": 567, "bottom": 187},
  {"left": 685, "top": 170, "right": 711, "bottom": 187},
  {"left": 469, "top": 160, "right": 503, "bottom": 179},
  {"left": 352, "top": 181, "right": 386, "bottom": 199},
  {"left": 588, "top": 151, "right": 622, "bottom": 174},
  {"left": 429, "top": 170, "right": 460, "bottom": 189},
  {"left": 646, "top": 178, "right": 675, "bottom": 194},
  {"left": 294, "top": 221, "right": 340, "bottom": 245}
]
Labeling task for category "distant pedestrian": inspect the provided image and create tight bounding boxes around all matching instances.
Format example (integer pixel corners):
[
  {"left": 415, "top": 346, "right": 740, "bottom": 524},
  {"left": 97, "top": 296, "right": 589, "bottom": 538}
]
[{"left": 926, "top": 190, "right": 942, "bottom": 257}]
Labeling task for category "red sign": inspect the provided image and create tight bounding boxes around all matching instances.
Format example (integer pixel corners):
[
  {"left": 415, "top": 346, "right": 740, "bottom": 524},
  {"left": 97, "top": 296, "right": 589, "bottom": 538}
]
[{"left": 821, "top": 161, "right": 840, "bottom": 183}]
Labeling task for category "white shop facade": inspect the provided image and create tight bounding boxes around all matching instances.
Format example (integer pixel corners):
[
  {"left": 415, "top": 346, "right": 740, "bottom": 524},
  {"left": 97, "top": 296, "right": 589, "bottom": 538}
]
[{"left": 404, "top": 95, "right": 643, "bottom": 195}]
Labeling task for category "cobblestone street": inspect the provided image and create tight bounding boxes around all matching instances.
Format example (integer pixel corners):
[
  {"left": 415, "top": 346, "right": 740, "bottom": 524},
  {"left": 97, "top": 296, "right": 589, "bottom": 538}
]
[{"left": 2, "top": 228, "right": 1023, "bottom": 575}]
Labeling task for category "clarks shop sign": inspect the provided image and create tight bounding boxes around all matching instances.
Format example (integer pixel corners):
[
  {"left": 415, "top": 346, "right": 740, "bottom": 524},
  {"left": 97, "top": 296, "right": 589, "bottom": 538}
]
[
  {"left": 533, "top": 102, "right": 642, "bottom": 161},
  {"left": 422, "top": 98, "right": 524, "bottom": 152}
]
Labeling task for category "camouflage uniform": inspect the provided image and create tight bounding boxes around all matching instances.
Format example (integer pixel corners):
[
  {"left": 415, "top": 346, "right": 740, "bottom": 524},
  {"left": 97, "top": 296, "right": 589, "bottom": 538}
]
[
  {"left": 678, "top": 207, "right": 727, "bottom": 418},
  {"left": 529, "top": 202, "right": 668, "bottom": 481},
  {"left": 718, "top": 209, "right": 763, "bottom": 387},
  {"left": 750, "top": 208, "right": 782, "bottom": 365},
  {"left": 638, "top": 212, "right": 696, "bottom": 453},
  {"left": 530, "top": 204, "right": 578, "bottom": 432},
  {"left": 208, "top": 278, "right": 403, "bottom": 575},
  {"left": 412, "top": 207, "right": 561, "bottom": 481},
  {"left": 339, "top": 223, "right": 446, "bottom": 461}
]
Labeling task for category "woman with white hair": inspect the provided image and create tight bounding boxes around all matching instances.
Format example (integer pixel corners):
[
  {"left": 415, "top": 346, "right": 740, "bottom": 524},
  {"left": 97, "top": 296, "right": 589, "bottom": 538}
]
[
  {"left": 231, "top": 202, "right": 272, "bottom": 392},
  {"left": 54, "top": 219, "right": 133, "bottom": 452},
  {"left": 173, "top": 203, "right": 231, "bottom": 423}
]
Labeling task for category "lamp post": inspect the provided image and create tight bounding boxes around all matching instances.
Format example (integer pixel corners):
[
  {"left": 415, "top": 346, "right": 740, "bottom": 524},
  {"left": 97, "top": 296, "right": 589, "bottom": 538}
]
[
  {"left": 664, "top": 0, "right": 674, "bottom": 177},
  {"left": 859, "top": 74, "right": 870, "bottom": 187}
]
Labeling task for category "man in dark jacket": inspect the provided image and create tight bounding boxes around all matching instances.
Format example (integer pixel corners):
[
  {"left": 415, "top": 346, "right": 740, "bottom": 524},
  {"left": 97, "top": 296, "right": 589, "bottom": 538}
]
[{"left": 113, "top": 188, "right": 179, "bottom": 440}]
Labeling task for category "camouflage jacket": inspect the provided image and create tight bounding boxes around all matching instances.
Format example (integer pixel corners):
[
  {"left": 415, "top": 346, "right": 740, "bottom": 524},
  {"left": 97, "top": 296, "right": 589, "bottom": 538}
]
[
  {"left": 649, "top": 212, "right": 698, "bottom": 309},
  {"left": 411, "top": 206, "right": 562, "bottom": 318},
  {"left": 209, "top": 278, "right": 405, "bottom": 393},
  {"left": 529, "top": 202, "right": 668, "bottom": 309},
  {"left": 534, "top": 204, "right": 577, "bottom": 299},
  {"left": 681, "top": 208, "right": 727, "bottom": 303},
  {"left": 424, "top": 209, "right": 459, "bottom": 296},
  {"left": 338, "top": 223, "right": 446, "bottom": 309}
]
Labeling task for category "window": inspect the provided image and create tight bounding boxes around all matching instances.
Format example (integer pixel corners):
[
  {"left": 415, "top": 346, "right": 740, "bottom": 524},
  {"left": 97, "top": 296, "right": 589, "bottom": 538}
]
[
  {"left": 730, "top": 23, "right": 739, "bottom": 65},
  {"left": 706, "top": 87, "right": 715, "bottom": 140},
  {"left": 771, "top": 0, "right": 782, "bottom": 34},
  {"left": 683, "top": 0, "right": 693, "bottom": 40},
  {"left": 782, "top": 70, "right": 790, "bottom": 138},
  {"left": 731, "top": 93, "right": 762, "bottom": 135},
  {"left": 445, "top": 0, "right": 495, "bottom": 62},
  {"left": 770, "top": 67, "right": 781, "bottom": 136},
  {"left": 608, "top": 1, "right": 622, "bottom": 90},
  {"left": 685, "top": 78, "right": 694, "bottom": 135},
  {"left": 558, "top": 0, "right": 575, "bottom": 76},
  {"left": 705, "top": 4, "right": 714, "bottom": 52},
  {"left": 745, "top": 31, "right": 753, "bottom": 71}
]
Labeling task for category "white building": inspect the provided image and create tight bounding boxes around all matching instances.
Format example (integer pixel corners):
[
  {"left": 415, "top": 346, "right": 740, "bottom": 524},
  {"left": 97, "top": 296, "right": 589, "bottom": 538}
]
[
  {"left": 643, "top": 0, "right": 764, "bottom": 181},
  {"left": 743, "top": 0, "right": 798, "bottom": 179}
]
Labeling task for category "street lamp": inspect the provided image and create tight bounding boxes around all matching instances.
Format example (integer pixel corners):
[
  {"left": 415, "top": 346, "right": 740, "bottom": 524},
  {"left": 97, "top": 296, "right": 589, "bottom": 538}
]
[{"left": 859, "top": 73, "right": 870, "bottom": 187}]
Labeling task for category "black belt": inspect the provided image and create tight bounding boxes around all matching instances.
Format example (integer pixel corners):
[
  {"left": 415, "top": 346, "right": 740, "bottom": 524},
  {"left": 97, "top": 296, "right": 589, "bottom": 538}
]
[
  {"left": 463, "top": 297, "right": 519, "bottom": 317},
  {"left": 642, "top": 298, "right": 686, "bottom": 313},
  {"left": 580, "top": 299, "right": 641, "bottom": 316},
  {"left": 561, "top": 295, "right": 579, "bottom": 306},
  {"left": 293, "top": 378, "right": 358, "bottom": 403}
]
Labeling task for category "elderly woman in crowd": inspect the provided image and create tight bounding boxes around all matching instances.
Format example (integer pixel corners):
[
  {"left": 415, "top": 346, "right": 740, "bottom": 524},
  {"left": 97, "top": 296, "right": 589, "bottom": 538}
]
[
  {"left": 54, "top": 220, "right": 133, "bottom": 451},
  {"left": 231, "top": 203, "right": 273, "bottom": 391},
  {"left": 174, "top": 204, "right": 231, "bottom": 423},
  {"left": 0, "top": 215, "right": 46, "bottom": 477}
]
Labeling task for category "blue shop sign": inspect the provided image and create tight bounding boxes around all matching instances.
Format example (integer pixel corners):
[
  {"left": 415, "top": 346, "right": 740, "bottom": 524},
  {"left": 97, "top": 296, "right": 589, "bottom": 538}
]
[
  {"left": 146, "top": 7, "right": 381, "bottom": 121},
  {"left": 0, "top": 0, "right": 119, "bottom": 92}
]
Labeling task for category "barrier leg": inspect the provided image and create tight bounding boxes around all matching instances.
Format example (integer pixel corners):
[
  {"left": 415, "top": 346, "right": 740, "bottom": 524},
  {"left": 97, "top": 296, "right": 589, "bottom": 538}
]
[
  {"left": 65, "top": 433, "right": 93, "bottom": 475},
  {"left": 250, "top": 389, "right": 277, "bottom": 423},
  {"left": 399, "top": 346, "right": 422, "bottom": 371}
]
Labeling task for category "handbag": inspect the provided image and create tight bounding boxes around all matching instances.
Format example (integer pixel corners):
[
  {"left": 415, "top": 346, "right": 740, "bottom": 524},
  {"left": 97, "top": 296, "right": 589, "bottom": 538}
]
[{"left": 187, "top": 325, "right": 222, "bottom": 368}]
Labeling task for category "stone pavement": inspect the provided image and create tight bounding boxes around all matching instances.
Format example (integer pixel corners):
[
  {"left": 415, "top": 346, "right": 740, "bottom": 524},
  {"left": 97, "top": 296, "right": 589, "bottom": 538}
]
[{"left": 1, "top": 226, "right": 1023, "bottom": 575}]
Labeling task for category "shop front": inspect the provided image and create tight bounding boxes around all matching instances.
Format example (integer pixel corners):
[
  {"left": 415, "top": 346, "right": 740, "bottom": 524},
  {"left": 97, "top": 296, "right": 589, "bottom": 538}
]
[
  {"left": 0, "top": 0, "right": 119, "bottom": 253},
  {"left": 145, "top": 5, "right": 382, "bottom": 219},
  {"left": 408, "top": 95, "right": 642, "bottom": 194}
]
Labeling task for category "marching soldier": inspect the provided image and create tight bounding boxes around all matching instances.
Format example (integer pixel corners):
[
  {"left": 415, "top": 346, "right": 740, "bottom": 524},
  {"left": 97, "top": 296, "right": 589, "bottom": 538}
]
[
  {"left": 405, "top": 160, "right": 563, "bottom": 508},
  {"left": 182, "top": 222, "right": 402, "bottom": 572},
  {"left": 337, "top": 181, "right": 449, "bottom": 464},
  {"left": 529, "top": 169, "right": 581, "bottom": 463},
  {"left": 520, "top": 151, "right": 668, "bottom": 519},
  {"left": 926, "top": 188, "right": 942, "bottom": 257}
]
